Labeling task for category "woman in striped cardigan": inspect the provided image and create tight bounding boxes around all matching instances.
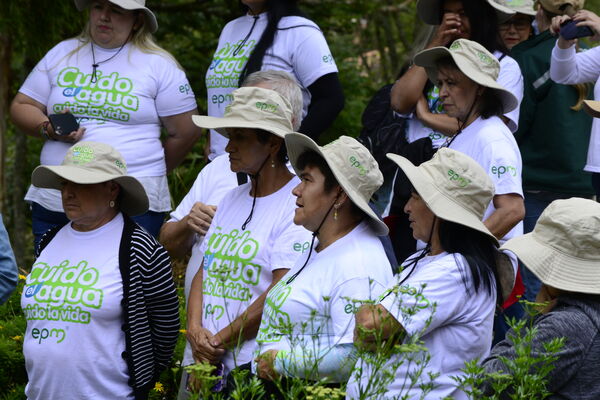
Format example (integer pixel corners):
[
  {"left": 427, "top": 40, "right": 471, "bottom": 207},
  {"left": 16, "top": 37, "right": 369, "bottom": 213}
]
[{"left": 21, "top": 141, "right": 179, "bottom": 400}]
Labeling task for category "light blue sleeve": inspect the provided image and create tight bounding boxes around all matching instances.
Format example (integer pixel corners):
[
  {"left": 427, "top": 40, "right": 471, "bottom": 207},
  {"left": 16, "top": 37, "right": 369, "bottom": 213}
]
[
  {"left": 0, "top": 215, "right": 17, "bottom": 304},
  {"left": 273, "top": 342, "right": 357, "bottom": 382}
]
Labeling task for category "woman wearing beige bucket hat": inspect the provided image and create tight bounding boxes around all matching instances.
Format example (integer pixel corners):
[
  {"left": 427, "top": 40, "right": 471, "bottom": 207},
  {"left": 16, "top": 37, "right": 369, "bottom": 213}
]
[
  {"left": 249, "top": 135, "right": 392, "bottom": 395},
  {"left": 183, "top": 86, "right": 311, "bottom": 390},
  {"left": 10, "top": 0, "right": 199, "bottom": 247},
  {"left": 21, "top": 141, "right": 180, "bottom": 400},
  {"left": 482, "top": 197, "right": 600, "bottom": 399},
  {"left": 390, "top": 0, "right": 523, "bottom": 149},
  {"left": 347, "top": 148, "right": 515, "bottom": 400}
]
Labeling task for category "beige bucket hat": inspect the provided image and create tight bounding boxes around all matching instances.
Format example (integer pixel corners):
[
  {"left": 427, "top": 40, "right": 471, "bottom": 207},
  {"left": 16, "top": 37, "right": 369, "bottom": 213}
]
[
  {"left": 31, "top": 141, "right": 148, "bottom": 216},
  {"left": 74, "top": 0, "right": 158, "bottom": 33},
  {"left": 493, "top": 0, "right": 536, "bottom": 16},
  {"left": 414, "top": 38, "right": 519, "bottom": 114},
  {"left": 192, "top": 86, "right": 295, "bottom": 139},
  {"left": 583, "top": 100, "right": 600, "bottom": 118},
  {"left": 417, "top": 0, "right": 515, "bottom": 25},
  {"left": 387, "top": 147, "right": 515, "bottom": 301},
  {"left": 538, "top": 0, "right": 584, "bottom": 15},
  {"left": 285, "top": 134, "right": 389, "bottom": 236},
  {"left": 501, "top": 198, "right": 600, "bottom": 295}
]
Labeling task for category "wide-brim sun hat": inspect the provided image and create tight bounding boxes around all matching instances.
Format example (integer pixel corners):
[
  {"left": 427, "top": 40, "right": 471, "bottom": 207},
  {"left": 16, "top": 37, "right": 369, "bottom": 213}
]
[
  {"left": 501, "top": 198, "right": 600, "bottom": 295},
  {"left": 538, "top": 0, "right": 584, "bottom": 15},
  {"left": 192, "top": 86, "right": 296, "bottom": 139},
  {"left": 285, "top": 134, "right": 389, "bottom": 236},
  {"left": 31, "top": 141, "right": 148, "bottom": 216},
  {"left": 493, "top": 0, "right": 536, "bottom": 16},
  {"left": 74, "top": 0, "right": 158, "bottom": 33},
  {"left": 414, "top": 38, "right": 519, "bottom": 114},
  {"left": 583, "top": 100, "right": 600, "bottom": 118},
  {"left": 417, "top": 0, "right": 515, "bottom": 24},
  {"left": 387, "top": 147, "right": 515, "bottom": 301}
]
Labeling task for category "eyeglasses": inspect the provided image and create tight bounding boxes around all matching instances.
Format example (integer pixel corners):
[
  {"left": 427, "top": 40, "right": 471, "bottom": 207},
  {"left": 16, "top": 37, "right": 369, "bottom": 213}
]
[{"left": 499, "top": 19, "right": 533, "bottom": 32}]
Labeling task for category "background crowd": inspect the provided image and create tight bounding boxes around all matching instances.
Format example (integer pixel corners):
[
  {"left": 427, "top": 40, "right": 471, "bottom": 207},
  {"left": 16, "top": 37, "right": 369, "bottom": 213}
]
[{"left": 1, "top": 0, "right": 600, "bottom": 399}]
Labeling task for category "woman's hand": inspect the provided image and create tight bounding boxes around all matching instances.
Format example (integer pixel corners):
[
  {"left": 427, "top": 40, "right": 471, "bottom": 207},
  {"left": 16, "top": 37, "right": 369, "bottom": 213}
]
[
  {"left": 354, "top": 304, "right": 403, "bottom": 352},
  {"left": 186, "top": 202, "right": 217, "bottom": 236},
  {"left": 573, "top": 9, "right": 600, "bottom": 40},
  {"left": 429, "top": 12, "right": 465, "bottom": 48},
  {"left": 550, "top": 15, "right": 577, "bottom": 49},
  {"left": 45, "top": 112, "right": 86, "bottom": 143},
  {"left": 255, "top": 349, "right": 279, "bottom": 381},
  {"left": 415, "top": 95, "right": 430, "bottom": 122},
  {"left": 187, "top": 325, "right": 225, "bottom": 364}
]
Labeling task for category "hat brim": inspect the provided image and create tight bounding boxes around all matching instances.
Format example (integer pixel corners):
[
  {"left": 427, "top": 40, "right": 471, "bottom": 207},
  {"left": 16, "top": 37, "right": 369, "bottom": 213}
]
[
  {"left": 417, "top": 0, "right": 515, "bottom": 24},
  {"left": 31, "top": 165, "right": 149, "bottom": 216},
  {"left": 583, "top": 100, "right": 600, "bottom": 118},
  {"left": 285, "top": 133, "right": 389, "bottom": 236},
  {"left": 74, "top": 0, "right": 158, "bottom": 33},
  {"left": 192, "top": 115, "right": 290, "bottom": 139},
  {"left": 387, "top": 153, "right": 497, "bottom": 245},
  {"left": 388, "top": 153, "right": 516, "bottom": 301},
  {"left": 414, "top": 46, "right": 519, "bottom": 114},
  {"left": 502, "top": 233, "right": 600, "bottom": 295}
]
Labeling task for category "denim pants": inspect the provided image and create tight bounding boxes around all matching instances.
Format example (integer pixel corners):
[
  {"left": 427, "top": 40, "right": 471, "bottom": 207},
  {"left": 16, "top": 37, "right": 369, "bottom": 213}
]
[{"left": 31, "top": 202, "right": 165, "bottom": 253}]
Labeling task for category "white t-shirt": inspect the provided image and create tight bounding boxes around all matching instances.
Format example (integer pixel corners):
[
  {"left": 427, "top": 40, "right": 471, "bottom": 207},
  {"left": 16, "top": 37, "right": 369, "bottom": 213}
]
[
  {"left": 448, "top": 116, "right": 524, "bottom": 249},
  {"left": 406, "top": 51, "right": 524, "bottom": 147},
  {"left": 19, "top": 39, "right": 197, "bottom": 211},
  {"left": 21, "top": 213, "right": 133, "bottom": 399},
  {"left": 206, "top": 13, "right": 338, "bottom": 159},
  {"left": 550, "top": 44, "right": 600, "bottom": 173},
  {"left": 184, "top": 177, "right": 312, "bottom": 371},
  {"left": 346, "top": 251, "right": 496, "bottom": 400},
  {"left": 251, "top": 221, "right": 393, "bottom": 375}
]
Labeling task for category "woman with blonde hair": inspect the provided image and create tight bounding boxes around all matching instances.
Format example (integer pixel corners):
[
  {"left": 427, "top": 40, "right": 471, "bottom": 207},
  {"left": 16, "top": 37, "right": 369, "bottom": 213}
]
[{"left": 10, "top": 0, "right": 199, "bottom": 248}]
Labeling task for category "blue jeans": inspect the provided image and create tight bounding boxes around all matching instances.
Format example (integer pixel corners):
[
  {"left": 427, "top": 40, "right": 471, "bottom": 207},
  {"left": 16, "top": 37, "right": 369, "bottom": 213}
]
[{"left": 31, "top": 202, "right": 165, "bottom": 253}]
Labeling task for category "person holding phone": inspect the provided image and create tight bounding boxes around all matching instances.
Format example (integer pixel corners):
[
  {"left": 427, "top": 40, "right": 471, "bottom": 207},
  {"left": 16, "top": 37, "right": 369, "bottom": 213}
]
[
  {"left": 549, "top": 6, "right": 600, "bottom": 201},
  {"left": 9, "top": 0, "right": 200, "bottom": 249}
]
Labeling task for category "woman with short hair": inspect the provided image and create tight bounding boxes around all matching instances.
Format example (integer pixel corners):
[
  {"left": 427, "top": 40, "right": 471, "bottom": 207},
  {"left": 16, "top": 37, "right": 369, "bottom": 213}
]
[
  {"left": 251, "top": 135, "right": 393, "bottom": 395},
  {"left": 21, "top": 141, "right": 179, "bottom": 399}
]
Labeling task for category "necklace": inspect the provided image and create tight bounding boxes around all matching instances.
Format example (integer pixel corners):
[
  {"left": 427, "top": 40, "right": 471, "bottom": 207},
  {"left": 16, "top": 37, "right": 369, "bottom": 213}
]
[{"left": 90, "top": 41, "right": 128, "bottom": 83}]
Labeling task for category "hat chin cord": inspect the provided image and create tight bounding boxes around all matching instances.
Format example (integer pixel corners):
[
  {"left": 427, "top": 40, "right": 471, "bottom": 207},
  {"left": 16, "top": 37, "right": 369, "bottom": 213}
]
[
  {"left": 445, "top": 96, "right": 479, "bottom": 148},
  {"left": 241, "top": 154, "right": 271, "bottom": 231},
  {"left": 286, "top": 196, "right": 339, "bottom": 284},
  {"left": 381, "top": 216, "right": 437, "bottom": 302}
]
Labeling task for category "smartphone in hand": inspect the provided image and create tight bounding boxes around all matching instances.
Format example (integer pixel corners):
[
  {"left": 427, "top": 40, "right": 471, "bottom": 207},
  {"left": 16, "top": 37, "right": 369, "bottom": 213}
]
[
  {"left": 560, "top": 20, "right": 594, "bottom": 40},
  {"left": 48, "top": 113, "right": 79, "bottom": 136}
]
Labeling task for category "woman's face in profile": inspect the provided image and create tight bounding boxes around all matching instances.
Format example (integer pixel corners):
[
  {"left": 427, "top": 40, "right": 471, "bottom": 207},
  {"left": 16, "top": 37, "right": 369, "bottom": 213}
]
[
  {"left": 89, "top": 0, "right": 139, "bottom": 49},
  {"left": 404, "top": 191, "right": 436, "bottom": 242},
  {"left": 292, "top": 165, "right": 340, "bottom": 232}
]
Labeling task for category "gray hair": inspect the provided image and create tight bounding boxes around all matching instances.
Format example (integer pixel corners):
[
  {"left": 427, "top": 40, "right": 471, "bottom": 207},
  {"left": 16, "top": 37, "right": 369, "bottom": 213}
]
[{"left": 242, "top": 70, "right": 303, "bottom": 130}]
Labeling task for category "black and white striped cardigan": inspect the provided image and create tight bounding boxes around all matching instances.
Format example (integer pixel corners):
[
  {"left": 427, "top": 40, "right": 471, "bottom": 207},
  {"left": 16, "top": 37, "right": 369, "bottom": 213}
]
[{"left": 38, "top": 215, "right": 180, "bottom": 400}]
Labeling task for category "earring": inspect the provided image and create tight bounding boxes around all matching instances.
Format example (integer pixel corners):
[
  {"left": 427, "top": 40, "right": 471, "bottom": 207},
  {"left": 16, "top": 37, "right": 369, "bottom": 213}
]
[
  {"left": 271, "top": 159, "right": 275, "bottom": 168},
  {"left": 109, "top": 200, "right": 115, "bottom": 208},
  {"left": 333, "top": 204, "right": 339, "bottom": 220}
]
